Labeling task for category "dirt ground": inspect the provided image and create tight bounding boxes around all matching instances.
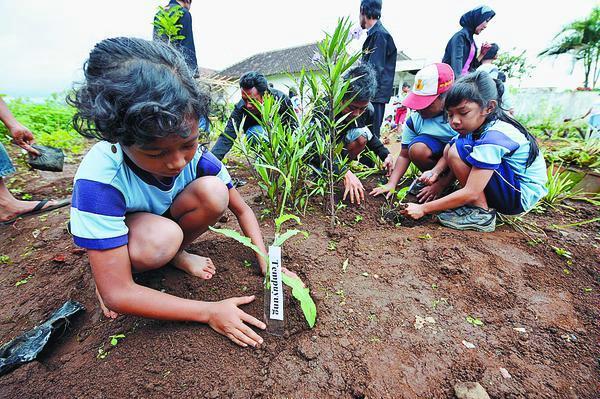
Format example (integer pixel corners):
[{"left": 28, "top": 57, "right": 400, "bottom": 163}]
[{"left": 0, "top": 148, "right": 598, "bottom": 399}]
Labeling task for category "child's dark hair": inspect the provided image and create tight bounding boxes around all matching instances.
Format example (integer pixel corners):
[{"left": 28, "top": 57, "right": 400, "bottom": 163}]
[
  {"left": 343, "top": 63, "right": 377, "bottom": 103},
  {"left": 68, "top": 37, "right": 208, "bottom": 147},
  {"left": 445, "top": 71, "right": 539, "bottom": 167},
  {"left": 482, "top": 43, "right": 499, "bottom": 60}
]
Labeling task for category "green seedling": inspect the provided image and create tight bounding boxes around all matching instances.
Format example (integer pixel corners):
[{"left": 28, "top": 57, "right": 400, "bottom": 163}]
[
  {"left": 21, "top": 193, "right": 32, "bottom": 200},
  {"left": 327, "top": 240, "right": 337, "bottom": 251},
  {"left": 0, "top": 255, "right": 11, "bottom": 265},
  {"left": 368, "top": 313, "right": 377, "bottom": 322},
  {"left": 209, "top": 214, "right": 316, "bottom": 328},
  {"left": 109, "top": 334, "right": 126, "bottom": 346},
  {"left": 97, "top": 348, "right": 108, "bottom": 360},
  {"left": 466, "top": 316, "right": 484, "bottom": 327},
  {"left": 563, "top": 269, "right": 571, "bottom": 275},
  {"left": 418, "top": 233, "right": 432, "bottom": 240},
  {"left": 527, "top": 238, "right": 544, "bottom": 246},
  {"left": 583, "top": 288, "right": 593, "bottom": 294},
  {"left": 431, "top": 298, "right": 448, "bottom": 310},
  {"left": 395, "top": 186, "right": 410, "bottom": 203},
  {"left": 431, "top": 283, "right": 438, "bottom": 290},
  {"left": 243, "top": 260, "right": 252, "bottom": 269},
  {"left": 335, "top": 289, "right": 346, "bottom": 305},
  {"left": 15, "top": 275, "right": 32, "bottom": 287},
  {"left": 342, "top": 258, "right": 349, "bottom": 273},
  {"left": 552, "top": 246, "right": 572, "bottom": 259},
  {"left": 370, "top": 336, "right": 381, "bottom": 343},
  {"left": 354, "top": 215, "right": 363, "bottom": 224}
]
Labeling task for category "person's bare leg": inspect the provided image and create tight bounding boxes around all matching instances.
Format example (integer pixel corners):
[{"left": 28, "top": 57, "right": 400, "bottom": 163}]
[
  {"left": 0, "top": 177, "right": 65, "bottom": 222},
  {"left": 94, "top": 212, "right": 185, "bottom": 318},
  {"left": 408, "top": 143, "right": 437, "bottom": 171},
  {"left": 169, "top": 176, "right": 229, "bottom": 279},
  {"left": 446, "top": 145, "right": 488, "bottom": 209}
]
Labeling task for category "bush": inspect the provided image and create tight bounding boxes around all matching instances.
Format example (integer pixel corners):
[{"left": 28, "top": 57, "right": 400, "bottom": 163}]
[{"left": 0, "top": 96, "right": 86, "bottom": 154}]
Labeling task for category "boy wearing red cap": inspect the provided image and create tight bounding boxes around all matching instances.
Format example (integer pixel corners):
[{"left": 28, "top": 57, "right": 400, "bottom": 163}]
[{"left": 371, "top": 63, "right": 457, "bottom": 203}]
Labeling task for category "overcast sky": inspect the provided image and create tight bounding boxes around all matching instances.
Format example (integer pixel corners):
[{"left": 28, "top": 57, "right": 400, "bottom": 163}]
[{"left": 0, "top": 0, "right": 596, "bottom": 98}]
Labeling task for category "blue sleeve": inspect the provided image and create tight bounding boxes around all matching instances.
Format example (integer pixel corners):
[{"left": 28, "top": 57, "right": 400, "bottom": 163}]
[
  {"left": 401, "top": 116, "right": 417, "bottom": 146},
  {"left": 196, "top": 150, "right": 233, "bottom": 189},
  {"left": 70, "top": 179, "right": 129, "bottom": 250},
  {"left": 468, "top": 130, "right": 520, "bottom": 169}
]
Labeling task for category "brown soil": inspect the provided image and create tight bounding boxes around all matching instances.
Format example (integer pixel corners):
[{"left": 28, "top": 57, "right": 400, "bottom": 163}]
[{"left": 0, "top": 150, "right": 598, "bottom": 398}]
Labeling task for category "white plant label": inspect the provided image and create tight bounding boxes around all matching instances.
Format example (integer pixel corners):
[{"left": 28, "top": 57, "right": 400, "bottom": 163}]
[{"left": 268, "top": 245, "right": 284, "bottom": 321}]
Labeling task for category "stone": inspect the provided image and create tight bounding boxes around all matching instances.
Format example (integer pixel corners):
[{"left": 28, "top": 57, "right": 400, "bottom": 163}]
[{"left": 454, "top": 382, "right": 490, "bottom": 399}]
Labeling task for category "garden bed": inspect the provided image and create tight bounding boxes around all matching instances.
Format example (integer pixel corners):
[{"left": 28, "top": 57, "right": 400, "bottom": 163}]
[{"left": 0, "top": 152, "right": 598, "bottom": 398}]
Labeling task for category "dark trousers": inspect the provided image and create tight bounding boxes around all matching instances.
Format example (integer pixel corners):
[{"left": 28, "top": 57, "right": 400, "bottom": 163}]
[{"left": 371, "top": 102, "right": 386, "bottom": 138}]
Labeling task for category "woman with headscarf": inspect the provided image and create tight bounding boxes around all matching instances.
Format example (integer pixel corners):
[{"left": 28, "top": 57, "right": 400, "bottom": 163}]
[{"left": 442, "top": 6, "right": 496, "bottom": 78}]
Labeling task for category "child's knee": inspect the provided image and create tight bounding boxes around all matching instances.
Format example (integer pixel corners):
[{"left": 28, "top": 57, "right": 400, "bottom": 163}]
[
  {"left": 447, "top": 144, "right": 460, "bottom": 162},
  {"left": 130, "top": 219, "right": 183, "bottom": 269},
  {"left": 191, "top": 176, "right": 229, "bottom": 216},
  {"left": 408, "top": 143, "right": 433, "bottom": 163}
]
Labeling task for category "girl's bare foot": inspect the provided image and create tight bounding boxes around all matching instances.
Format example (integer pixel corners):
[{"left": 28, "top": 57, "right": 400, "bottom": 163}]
[
  {"left": 95, "top": 286, "right": 119, "bottom": 319},
  {"left": 172, "top": 250, "right": 216, "bottom": 279}
]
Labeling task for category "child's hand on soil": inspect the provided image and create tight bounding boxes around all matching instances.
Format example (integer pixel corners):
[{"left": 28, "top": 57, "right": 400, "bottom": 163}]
[
  {"left": 382, "top": 154, "right": 395, "bottom": 177},
  {"left": 207, "top": 295, "right": 266, "bottom": 348},
  {"left": 370, "top": 183, "right": 395, "bottom": 199},
  {"left": 418, "top": 170, "right": 437, "bottom": 185},
  {"left": 401, "top": 203, "right": 426, "bottom": 219},
  {"left": 343, "top": 171, "right": 365, "bottom": 205},
  {"left": 416, "top": 182, "right": 442, "bottom": 203}
]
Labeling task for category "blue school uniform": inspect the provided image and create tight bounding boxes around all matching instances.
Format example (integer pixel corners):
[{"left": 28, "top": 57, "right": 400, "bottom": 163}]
[
  {"left": 70, "top": 142, "right": 232, "bottom": 250},
  {"left": 451, "top": 120, "right": 548, "bottom": 214},
  {"left": 401, "top": 113, "right": 458, "bottom": 158}
]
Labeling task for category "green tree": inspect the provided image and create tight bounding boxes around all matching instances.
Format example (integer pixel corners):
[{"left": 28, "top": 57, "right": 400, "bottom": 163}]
[
  {"left": 496, "top": 49, "right": 534, "bottom": 81},
  {"left": 539, "top": 6, "right": 600, "bottom": 88},
  {"left": 153, "top": 5, "right": 185, "bottom": 45}
]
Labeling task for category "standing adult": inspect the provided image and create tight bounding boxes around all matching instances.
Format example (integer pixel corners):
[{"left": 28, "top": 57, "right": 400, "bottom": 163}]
[
  {"left": 154, "top": 0, "right": 198, "bottom": 76},
  {"left": 359, "top": 0, "right": 397, "bottom": 139},
  {"left": 442, "top": 6, "right": 496, "bottom": 78},
  {"left": 0, "top": 97, "right": 69, "bottom": 224}
]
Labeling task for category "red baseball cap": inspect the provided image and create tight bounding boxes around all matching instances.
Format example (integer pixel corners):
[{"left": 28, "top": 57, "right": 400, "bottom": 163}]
[{"left": 403, "top": 63, "right": 455, "bottom": 110}]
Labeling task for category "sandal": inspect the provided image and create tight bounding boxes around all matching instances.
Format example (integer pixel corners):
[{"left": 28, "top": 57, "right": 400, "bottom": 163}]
[{"left": 0, "top": 198, "right": 71, "bottom": 226}]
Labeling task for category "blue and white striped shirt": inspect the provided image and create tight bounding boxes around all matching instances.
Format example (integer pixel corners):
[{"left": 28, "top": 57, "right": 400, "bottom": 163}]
[{"left": 70, "top": 142, "right": 232, "bottom": 250}]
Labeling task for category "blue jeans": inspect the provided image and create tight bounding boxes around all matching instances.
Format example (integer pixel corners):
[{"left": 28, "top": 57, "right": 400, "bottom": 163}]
[{"left": 0, "top": 142, "right": 15, "bottom": 177}]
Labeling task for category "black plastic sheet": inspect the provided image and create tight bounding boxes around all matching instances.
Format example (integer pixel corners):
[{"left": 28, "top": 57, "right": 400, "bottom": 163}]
[{"left": 0, "top": 300, "right": 84, "bottom": 376}]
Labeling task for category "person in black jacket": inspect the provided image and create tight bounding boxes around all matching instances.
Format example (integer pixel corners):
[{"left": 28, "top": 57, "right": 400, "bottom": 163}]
[
  {"left": 318, "top": 64, "right": 394, "bottom": 205},
  {"left": 359, "top": 0, "right": 397, "bottom": 139},
  {"left": 153, "top": 0, "right": 198, "bottom": 76},
  {"left": 211, "top": 71, "right": 295, "bottom": 160},
  {"left": 442, "top": 6, "right": 496, "bottom": 78}
]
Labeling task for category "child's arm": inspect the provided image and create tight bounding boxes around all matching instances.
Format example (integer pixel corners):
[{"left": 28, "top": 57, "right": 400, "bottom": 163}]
[
  {"left": 89, "top": 247, "right": 266, "bottom": 347},
  {"left": 227, "top": 187, "right": 269, "bottom": 274},
  {"left": 402, "top": 167, "right": 494, "bottom": 219},
  {"left": 419, "top": 144, "right": 451, "bottom": 185},
  {"left": 370, "top": 147, "right": 411, "bottom": 198}
]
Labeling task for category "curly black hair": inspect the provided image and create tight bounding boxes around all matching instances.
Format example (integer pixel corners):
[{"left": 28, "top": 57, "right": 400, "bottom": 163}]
[
  {"left": 239, "top": 71, "right": 269, "bottom": 95},
  {"left": 343, "top": 63, "right": 377, "bottom": 103},
  {"left": 67, "top": 37, "right": 209, "bottom": 147}
]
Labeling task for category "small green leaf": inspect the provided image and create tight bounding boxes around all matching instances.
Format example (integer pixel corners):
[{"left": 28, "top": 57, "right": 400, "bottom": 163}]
[
  {"left": 274, "top": 214, "right": 301, "bottom": 231},
  {"left": 418, "top": 233, "right": 432, "bottom": 240},
  {"left": 110, "top": 338, "right": 118, "bottom": 346},
  {"left": 282, "top": 274, "right": 317, "bottom": 328},
  {"left": 466, "top": 316, "right": 484, "bottom": 327},
  {"left": 273, "top": 229, "right": 307, "bottom": 247},
  {"left": 209, "top": 226, "right": 267, "bottom": 260},
  {"left": 583, "top": 288, "right": 592, "bottom": 293}
]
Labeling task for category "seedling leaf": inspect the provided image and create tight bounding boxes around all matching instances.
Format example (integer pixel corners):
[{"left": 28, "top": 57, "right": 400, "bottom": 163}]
[
  {"left": 209, "top": 226, "right": 266, "bottom": 259},
  {"left": 282, "top": 274, "right": 317, "bottom": 328}
]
